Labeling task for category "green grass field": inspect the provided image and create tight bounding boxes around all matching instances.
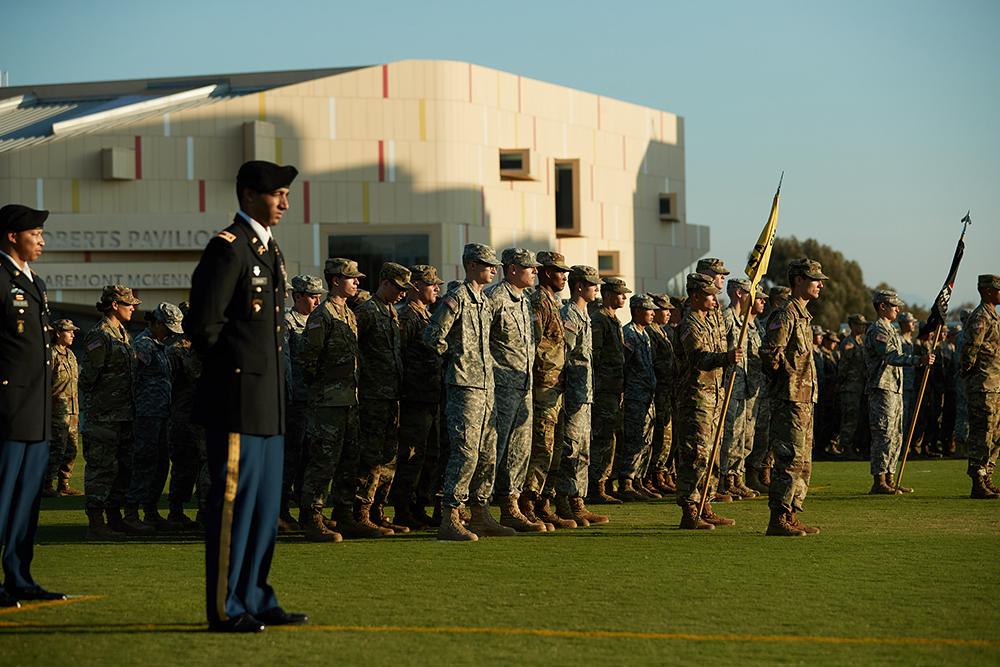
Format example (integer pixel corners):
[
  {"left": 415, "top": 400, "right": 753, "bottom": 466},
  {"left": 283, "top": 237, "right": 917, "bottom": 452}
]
[{"left": 3, "top": 458, "right": 998, "bottom": 667}]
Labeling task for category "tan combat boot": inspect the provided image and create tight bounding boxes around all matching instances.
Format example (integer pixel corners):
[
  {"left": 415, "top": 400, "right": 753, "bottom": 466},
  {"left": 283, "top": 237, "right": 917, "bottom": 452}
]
[
  {"left": 617, "top": 478, "right": 646, "bottom": 502},
  {"left": 357, "top": 502, "right": 394, "bottom": 536},
  {"left": 304, "top": 508, "right": 342, "bottom": 542},
  {"left": 332, "top": 505, "right": 383, "bottom": 539},
  {"left": 970, "top": 475, "right": 1000, "bottom": 499},
  {"left": 373, "top": 503, "right": 410, "bottom": 533},
  {"left": 765, "top": 508, "right": 806, "bottom": 536},
  {"left": 679, "top": 504, "right": 714, "bottom": 530},
  {"left": 587, "top": 480, "right": 621, "bottom": 505},
  {"left": 885, "top": 472, "right": 913, "bottom": 493},
  {"left": 789, "top": 511, "right": 819, "bottom": 534},
  {"left": 535, "top": 495, "right": 575, "bottom": 529},
  {"left": 661, "top": 471, "right": 677, "bottom": 493},
  {"left": 718, "top": 475, "right": 741, "bottom": 501},
  {"left": 746, "top": 469, "right": 769, "bottom": 495},
  {"left": 641, "top": 477, "right": 663, "bottom": 499},
  {"left": 437, "top": 506, "right": 478, "bottom": 541},
  {"left": 701, "top": 503, "right": 735, "bottom": 527},
  {"left": 570, "top": 496, "right": 608, "bottom": 525},
  {"left": 869, "top": 473, "right": 899, "bottom": 495},
  {"left": 120, "top": 509, "right": 156, "bottom": 536},
  {"left": 57, "top": 480, "right": 83, "bottom": 496},
  {"left": 85, "top": 508, "right": 126, "bottom": 541},
  {"left": 553, "top": 494, "right": 586, "bottom": 527},
  {"left": 734, "top": 473, "right": 759, "bottom": 498},
  {"left": 278, "top": 505, "right": 300, "bottom": 532},
  {"left": 986, "top": 474, "right": 1000, "bottom": 495},
  {"left": 467, "top": 504, "right": 516, "bottom": 537},
  {"left": 519, "top": 492, "right": 555, "bottom": 531},
  {"left": 498, "top": 495, "right": 546, "bottom": 532}
]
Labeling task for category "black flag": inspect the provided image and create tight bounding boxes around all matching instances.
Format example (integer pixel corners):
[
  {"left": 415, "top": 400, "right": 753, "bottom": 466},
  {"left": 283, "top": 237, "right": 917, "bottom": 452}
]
[{"left": 922, "top": 212, "right": 970, "bottom": 336}]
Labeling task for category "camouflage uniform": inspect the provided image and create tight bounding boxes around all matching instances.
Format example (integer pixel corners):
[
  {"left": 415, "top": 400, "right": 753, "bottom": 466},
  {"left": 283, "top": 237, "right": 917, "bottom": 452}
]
[
  {"left": 900, "top": 328, "right": 916, "bottom": 434},
  {"left": 838, "top": 323, "right": 869, "bottom": 457},
  {"left": 282, "top": 306, "right": 310, "bottom": 511},
  {"left": 720, "top": 304, "right": 761, "bottom": 478},
  {"left": 589, "top": 301, "right": 626, "bottom": 489},
  {"left": 125, "top": 327, "right": 173, "bottom": 509},
  {"left": 526, "top": 286, "right": 565, "bottom": 496},
  {"left": 961, "top": 282, "right": 1000, "bottom": 482},
  {"left": 618, "top": 317, "right": 657, "bottom": 480},
  {"left": 953, "top": 326, "right": 969, "bottom": 446},
  {"left": 167, "top": 337, "right": 208, "bottom": 512},
  {"left": 486, "top": 279, "right": 535, "bottom": 497},
  {"left": 299, "top": 297, "right": 360, "bottom": 514},
  {"left": 864, "top": 306, "right": 923, "bottom": 476},
  {"left": 647, "top": 320, "right": 676, "bottom": 479},
  {"left": 747, "top": 317, "right": 775, "bottom": 473},
  {"left": 48, "top": 344, "right": 79, "bottom": 487},
  {"left": 80, "top": 314, "right": 138, "bottom": 511},
  {"left": 557, "top": 299, "right": 594, "bottom": 497}
]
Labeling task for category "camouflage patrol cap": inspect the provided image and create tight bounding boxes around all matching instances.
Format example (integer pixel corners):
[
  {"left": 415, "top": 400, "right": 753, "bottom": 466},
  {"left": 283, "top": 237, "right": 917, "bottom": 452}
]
[
  {"left": 409, "top": 265, "right": 445, "bottom": 286},
  {"left": 650, "top": 293, "right": 673, "bottom": 310},
  {"left": 959, "top": 309, "right": 970, "bottom": 322},
  {"left": 811, "top": 325, "right": 824, "bottom": 336},
  {"left": 670, "top": 296, "right": 686, "bottom": 310},
  {"left": 291, "top": 275, "right": 325, "bottom": 294},
  {"left": 353, "top": 290, "right": 372, "bottom": 306},
  {"left": 727, "top": 278, "right": 752, "bottom": 293},
  {"left": 687, "top": 273, "right": 721, "bottom": 296},
  {"left": 769, "top": 286, "right": 791, "bottom": 301},
  {"left": 897, "top": 311, "right": 917, "bottom": 324},
  {"left": 50, "top": 319, "right": 80, "bottom": 332},
  {"left": 872, "top": 289, "right": 904, "bottom": 307},
  {"left": 380, "top": 262, "right": 413, "bottom": 290},
  {"left": 446, "top": 280, "right": 462, "bottom": 292},
  {"left": 148, "top": 302, "right": 184, "bottom": 334},
  {"left": 847, "top": 313, "right": 867, "bottom": 326},
  {"left": 500, "top": 247, "right": 542, "bottom": 268},
  {"left": 949, "top": 323, "right": 963, "bottom": 334},
  {"left": 463, "top": 243, "right": 500, "bottom": 266},
  {"left": 99, "top": 284, "right": 141, "bottom": 307},
  {"left": 325, "top": 258, "right": 365, "bottom": 278},
  {"left": 569, "top": 264, "right": 603, "bottom": 285},
  {"left": 536, "top": 251, "right": 572, "bottom": 271},
  {"left": 630, "top": 294, "right": 656, "bottom": 310},
  {"left": 824, "top": 331, "right": 841, "bottom": 344},
  {"left": 978, "top": 274, "right": 1000, "bottom": 289},
  {"left": 601, "top": 277, "right": 632, "bottom": 294},
  {"left": 754, "top": 285, "right": 767, "bottom": 299},
  {"left": 696, "top": 258, "right": 730, "bottom": 275},
  {"left": 788, "top": 258, "right": 830, "bottom": 280}
]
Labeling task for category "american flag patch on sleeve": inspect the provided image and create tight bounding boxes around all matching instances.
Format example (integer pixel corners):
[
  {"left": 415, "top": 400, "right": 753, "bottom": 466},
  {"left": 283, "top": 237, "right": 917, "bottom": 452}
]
[
  {"left": 876, "top": 333, "right": 887, "bottom": 343},
  {"left": 136, "top": 350, "right": 149, "bottom": 364},
  {"left": 769, "top": 320, "right": 782, "bottom": 330},
  {"left": 87, "top": 340, "right": 101, "bottom": 351},
  {"left": 444, "top": 295, "right": 458, "bottom": 310},
  {"left": 564, "top": 320, "right": 577, "bottom": 332},
  {"left": 680, "top": 329, "right": 690, "bottom": 342},
  {"left": 972, "top": 322, "right": 983, "bottom": 329},
  {"left": 308, "top": 320, "right": 321, "bottom": 330},
  {"left": 623, "top": 341, "right": 634, "bottom": 351}
]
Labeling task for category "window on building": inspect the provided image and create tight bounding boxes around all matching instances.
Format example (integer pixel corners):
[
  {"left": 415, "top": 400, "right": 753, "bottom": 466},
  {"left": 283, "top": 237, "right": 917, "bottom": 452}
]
[
  {"left": 326, "top": 234, "right": 429, "bottom": 292},
  {"left": 597, "top": 250, "right": 620, "bottom": 277},
  {"left": 554, "top": 159, "right": 581, "bottom": 237},
  {"left": 659, "top": 193, "right": 678, "bottom": 222},
  {"left": 500, "top": 148, "right": 532, "bottom": 180}
]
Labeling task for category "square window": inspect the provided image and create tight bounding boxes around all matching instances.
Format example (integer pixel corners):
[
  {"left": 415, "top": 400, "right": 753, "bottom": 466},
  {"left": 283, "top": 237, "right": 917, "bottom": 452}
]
[
  {"left": 597, "top": 250, "right": 620, "bottom": 277},
  {"left": 659, "top": 193, "right": 678, "bottom": 222},
  {"left": 500, "top": 148, "right": 532, "bottom": 180}
]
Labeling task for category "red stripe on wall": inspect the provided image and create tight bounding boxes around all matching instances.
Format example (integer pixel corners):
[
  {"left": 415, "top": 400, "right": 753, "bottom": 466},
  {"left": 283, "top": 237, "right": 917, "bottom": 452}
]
[
  {"left": 84, "top": 252, "right": 91, "bottom": 263},
  {"left": 199, "top": 180, "right": 205, "bottom": 212},
  {"left": 303, "top": 181, "right": 310, "bottom": 224},
  {"left": 378, "top": 141, "right": 385, "bottom": 182},
  {"left": 134, "top": 136, "right": 142, "bottom": 179},
  {"left": 382, "top": 65, "right": 388, "bottom": 98}
]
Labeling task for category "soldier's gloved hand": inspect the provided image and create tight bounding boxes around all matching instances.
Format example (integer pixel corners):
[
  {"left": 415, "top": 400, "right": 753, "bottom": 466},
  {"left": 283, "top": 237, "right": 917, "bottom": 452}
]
[
  {"left": 728, "top": 348, "right": 744, "bottom": 364},
  {"left": 921, "top": 353, "right": 935, "bottom": 366}
]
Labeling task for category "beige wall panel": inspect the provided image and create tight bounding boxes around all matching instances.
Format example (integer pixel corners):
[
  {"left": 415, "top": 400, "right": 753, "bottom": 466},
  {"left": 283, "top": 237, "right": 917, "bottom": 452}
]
[
  {"left": 393, "top": 187, "right": 412, "bottom": 224},
  {"left": 395, "top": 60, "right": 415, "bottom": 99},
  {"left": 192, "top": 137, "right": 209, "bottom": 180},
  {"left": 575, "top": 90, "right": 599, "bottom": 129},
  {"left": 393, "top": 141, "right": 412, "bottom": 183},
  {"left": 116, "top": 181, "right": 135, "bottom": 213},
  {"left": 301, "top": 97, "right": 320, "bottom": 138},
  {"left": 410, "top": 181, "right": 428, "bottom": 224},
  {"left": 32, "top": 145, "right": 49, "bottom": 179},
  {"left": 469, "top": 64, "right": 488, "bottom": 107},
  {"left": 409, "top": 141, "right": 431, "bottom": 185},
  {"left": 331, "top": 182, "right": 347, "bottom": 223},
  {"left": 364, "top": 99, "right": 384, "bottom": 141},
  {"left": 355, "top": 66, "right": 379, "bottom": 100},
  {"left": 499, "top": 71, "right": 519, "bottom": 112},
  {"left": 326, "top": 140, "right": 345, "bottom": 181},
  {"left": 409, "top": 60, "right": 428, "bottom": 100},
  {"left": 197, "top": 107, "right": 216, "bottom": 137},
  {"left": 422, "top": 99, "right": 439, "bottom": 144},
  {"left": 625, "top": 135, "right": 644, "bottom": 175},
  {"left": 672, "top": 116, "right": 683, "bottom": 147},
  {"left": 349, "top": 98, "right": 370, "bottom": 140},
  {"left": 343, "top": 140, "right": 364, "bottom": 177}
]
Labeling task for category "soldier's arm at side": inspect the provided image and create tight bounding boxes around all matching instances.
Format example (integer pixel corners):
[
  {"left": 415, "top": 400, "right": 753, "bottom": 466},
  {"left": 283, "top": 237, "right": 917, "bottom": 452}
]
[
  {"left": 299, "top": 310, "right": 326, "bottom": 387},
  {"left": 762, "top": 311, "right": 794, "bottom": 376},
  {"left": 184, "top": 239, "right": 241, "bottom": 355},
  {"left": 959, "top": 316, "right": 985, "bottom": 375},
  {"left": 77, "top": 330, "right": 108, "bottom": 393},
  {"left": 590, "top": 318, "right": 605, "bottom": 375},
  {"left": 424, "top": 294, "right": 460, "bottom": 355},
  {"left": 871, "top": 326, "right": 926, "bottom": 367},
  {"left": 683, "top": 325, "right": 729, "bottom": 371}
]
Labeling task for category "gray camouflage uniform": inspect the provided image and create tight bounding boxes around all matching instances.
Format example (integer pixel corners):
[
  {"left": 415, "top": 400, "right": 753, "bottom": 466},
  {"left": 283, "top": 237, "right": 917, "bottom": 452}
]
[
  {"left": 125, "top": 328, "right": 172, "bottom": 509},
  {"left": 720, "top": 306, "right": 762, "bottom": 478},
  {"left": 618, "top": 321, "right": 656, "bottom": 480},
  {"left": 557, "top": 300, "right": 594, "bottom": 497}
]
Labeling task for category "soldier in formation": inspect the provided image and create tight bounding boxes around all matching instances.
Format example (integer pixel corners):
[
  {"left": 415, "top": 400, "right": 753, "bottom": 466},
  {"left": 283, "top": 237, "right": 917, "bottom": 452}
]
[
  {"left": 838, "top": 314, "right": 870, "bottom": 460},
  {"left": 617, "top": 294, "right": 658, "bottom": 500},
  {"left": 44, "top": 319, "right": 82, "bottom": 498},
  {"left": 961, "top": 274, "right": 1000, "bottom": 499}
]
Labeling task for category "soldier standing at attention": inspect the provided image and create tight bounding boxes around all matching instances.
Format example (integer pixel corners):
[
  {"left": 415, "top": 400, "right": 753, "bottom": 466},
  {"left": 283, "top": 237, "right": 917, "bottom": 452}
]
[
  {"left": 388, "top": 265, "right": 445, "bottom": 530},
  {"left": 279, "top": 276, "right": 325, "bottom": 532},
  {"left": 762, "top": 259, "right": 829, "bottom": 537},
  {"left": 44, "top": 319, "right": 83, "bottom": 498},
  {"left": 896, "top": 312, "right": 918, "bottom": 436},
  {"left": 617, "top": 295, "right": 659, "bottom": 500},
  {"left": 588, "top": 277, "right": 631, "bottom": 504},
  {"left": 0, "top": 204, "right": 67, "bottom": 607},
  {"left": 864, "top": 290, "right": 934, "bottom": 495},
  {"left": 79, "top": 285, "right": 141, "bottom": 540},
  {"left": 960, "top": 274, "right": 1000, "bottom": 499},
  {"left": 185, "top": 160, "right": 308, "bottom": 632},
  {"left": 837, "top": 314, "right": 869, "bottom": 460},
  {"left": 354, "top": 262, "right": 411, "bottom": 535},
  {"left": 425, "top": 243, "right": 514, "bottom": 541},
  {"left": 486, "top": 248, "right": 547, "bottom": 533},
  {"left": 523, "top": 252, "right": 576, "bottom": 529},
  {"left": 645, "top": 295, "right": 676, "bottom": 494}
]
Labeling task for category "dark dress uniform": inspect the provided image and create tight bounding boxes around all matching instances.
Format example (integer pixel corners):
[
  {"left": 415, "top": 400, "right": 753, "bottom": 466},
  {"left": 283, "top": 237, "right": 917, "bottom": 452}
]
[{"left": 185, "top": 212, "right": 288, "bottom": 628}]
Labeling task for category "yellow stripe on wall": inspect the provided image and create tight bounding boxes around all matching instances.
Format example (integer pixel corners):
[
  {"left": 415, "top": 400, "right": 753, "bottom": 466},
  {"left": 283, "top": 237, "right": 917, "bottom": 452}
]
[
  {"left": 72, "top": 179, "right": 79, "bottom": 213},
  {"left": 419, "top": 99, "right": 426, "bottom": 141},
  {"left": 259, "top": 93, "right": 266, "bottom": 121},
  {"left": 362, "top": 182, "right": 370, "bottom": 223}
]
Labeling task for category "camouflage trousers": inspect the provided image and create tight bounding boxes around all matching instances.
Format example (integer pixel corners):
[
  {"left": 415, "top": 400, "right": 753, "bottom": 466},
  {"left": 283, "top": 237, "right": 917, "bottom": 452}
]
[
  {"left": 125, "top": 416, "right": 171, "bottom": 509},
  {"left": 720, "top": 395, "right": 758, "bottom": 477},
  {"left": 747, "top": 396, "right": 774, "bottom": 471},
  {"left": 431, "top": 388, "right": 450, "bottom": 499},
  {"left": 912, "top": 385, "right": 943, "bottom": 450},
  {"left": 556, "top": 402, "right": 591, "bottom": 498},
  {"left": 442, "top": 385, "right": 497, "bottom": 508},
  {"left": 868, "top": 389, "right": 905, "bottom": 475},
  {"left": 674, "top": 400, "right": 720, "bottom": 506},
  {"left": 302, "top": 405, "right": 359, "bottom": 512},
  {"left": 386, "top": 400, "right": 439, "bottom": 506},
  {"left": 840, "top": 390, "right": 870, "bottom": 455},
  {"left": 46, "top": 413, "right": 78, "bottom": 484},
  {"left": 902, "top": 388, "right": 914, "bottom": 438},
  {"left": 493, "top": 386, "right": 533, "bottom": 497},
  {"left": 650, "top": 391, "right": 674, "bottom": 475},
  {"left": 81, "top": 420, "right": 133, "bottom": 510},
  {"left": 954, "top": 381, "right": 969, "bottom": 445},
  {"left": 965, "top": 391, "right": 1000, "bottom": 478},
  {"left": 357, "top": 399, "right": 399, "bottom": 505},
  {"left": 281, "top": 400, "right": 309, "bottom": 509},
  {"left": 166, "top": 419, "right": 208, "bottom": 511},
  {"left": 589, "top": 392, "right": 623, "bottom": 487},
  {"left": 524, "top": 387, "right": 562, "bottom": 496},
  {"left": 769, "top": 399, "right": 813, "bottom": 513},
  {"left": 616, "top": 398, "right": 654, "bottom": 480}
]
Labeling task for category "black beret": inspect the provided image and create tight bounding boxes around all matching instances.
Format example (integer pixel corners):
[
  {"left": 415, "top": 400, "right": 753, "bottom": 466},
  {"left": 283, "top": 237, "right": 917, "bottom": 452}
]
[
  {"left": 236, "top": 161, "right": 298, "bottom": 195},
  {"left": 0, "top": 204, "right": 49, "bottom": 233}
]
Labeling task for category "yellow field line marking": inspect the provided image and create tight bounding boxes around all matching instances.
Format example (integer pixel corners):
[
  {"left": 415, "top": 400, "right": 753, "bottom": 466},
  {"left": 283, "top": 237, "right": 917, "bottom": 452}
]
[{"left": 0, "top": 595, "right": 103, "bottom": 616}]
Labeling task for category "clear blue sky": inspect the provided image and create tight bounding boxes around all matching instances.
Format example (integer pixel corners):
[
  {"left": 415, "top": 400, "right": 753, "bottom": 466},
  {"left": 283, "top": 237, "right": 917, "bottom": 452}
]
[{"left": 4, "top": 0, "right": 998, "bottom": 307}]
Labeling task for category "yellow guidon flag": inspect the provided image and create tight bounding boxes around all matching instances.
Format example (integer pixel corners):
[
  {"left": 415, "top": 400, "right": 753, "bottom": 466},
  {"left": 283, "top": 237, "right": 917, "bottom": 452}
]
[{"left": 745, "top": 172, "right": 782, "bottom": 289}]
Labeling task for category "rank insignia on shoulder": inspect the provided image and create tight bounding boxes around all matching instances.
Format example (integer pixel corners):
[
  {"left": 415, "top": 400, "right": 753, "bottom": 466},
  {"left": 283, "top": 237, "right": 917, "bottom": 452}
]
[
  {"left": 87, "top": 340, "right": 102, "bottom": 351},
  {"left": 876, "top": 333, "right": 887, "bottom": 343},
  {"left": 444, "top": 295, "right": 458, "bottom": 311},
  {"left": 769, "top": 320, "right": 782, "bottom": 330},
  {"left": 136, "top": 350, "right": 149, "bottom": 364},
  {"left": 218, "top": 231, "right": 237, "bottom": 243},
  {"left": 564, "top": 320, "right": 577, "bottom": 332},
  {"left": 308, "top": 320, "right": 321, "bottom": 330}
]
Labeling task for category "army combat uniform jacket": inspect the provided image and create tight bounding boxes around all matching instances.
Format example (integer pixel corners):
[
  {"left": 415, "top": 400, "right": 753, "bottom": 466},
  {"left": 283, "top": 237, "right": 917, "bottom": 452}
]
[
  {"left": 356, "top": 294, "right": 404, "bottom": 401},
  {"left": 762, "top": 299, "right": 818, "bottom": 404},
  {"left": 424, "top": 282, "right": 496, "bottom": 390},
  {"left": 79, "top": 316, "right": 136, "bottom": 423},
  {"left": 486, "top": 280, "right": 534, "bottom": 391},
  {"left": 591, "top": 306, "right": 625, "bottom": 396},
  {"left": 300, "top": 298, "right": 359, "bottom": 407},
  {"left": 561, "top": 301, "right": 593, "bottom": 406},
  {"left": 398, "top": 299, "right": 443, "bottom": 405},
  {"left": 863, "top": 318, "right": 921, "bottom": 395},
  {"left": 961, "top": 303, "right": 1000, "bottom": 394}
]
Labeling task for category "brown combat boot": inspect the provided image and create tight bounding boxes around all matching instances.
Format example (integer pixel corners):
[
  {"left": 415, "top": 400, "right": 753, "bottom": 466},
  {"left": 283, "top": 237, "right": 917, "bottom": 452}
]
[
  {"left": 789, "top": 511, "right": 819, "bottom": 534},
  {"left": 885, "top": 472, "right": 913, "bottom": 493},
  {"left": 587, "top": 480, "right": 621, "bottom": 505},
  {"left": 570, "top": 496, "right": 608, "bottom": 525},
  {"left": 869, "top": 473, "right": 899, "bottom": 495},
  {"left": 983, "top": 474, "right": 1000, "bottom": 495},
  {"left": 143, "top": 505, "right": 184, "bottom": 532},
  {"left": 641, "top": 477, "right": 663, "bottom": 499},
  {"left": 766, "top": 508, "right": 806, "bottom": 536},
  {"left": 717, "top": 475, "right": 741, "bottom": 502},
  {"left": 679, "top": 504, "right": 714, "bottom": 530},
  {"left": 437, "top": 506, "right": 477, "bottom": 541},
  {"left": 970, "top": 475, "right": 1000, "bottom": 499},
  {"left": 120, "top": 509, "right": 156, "bottom": 536},
  {"left": 467, "top": 504, "right": 516, "bottom": 537},
  {"left": 746, "top": 468, "right": 769, "bottom": 495},
  {"left": 362, "top": 503, "right": 399, "bottom": 535},
  {"left": 537, "top": 495, "right": 576, "bottom": 529},
  {"left": 661, "top": 471, "right": 677, "bottom": 493},
  {"left": 57, "top": 480, "right": 83, "bottom": 496},
  {"left": 616, "top": 478, "right": 646, "bottom": 502},
  {"left": 332, "top": 505, "right": 383, "bottom": 538},
  {"left": 733, "top": 474, "right": 759, "bottom": 498},
  {"left": 518, "top": 492, "right": 554, "bottom": 531},
  {"left": 498, "top": 495, "right": 546, "bottom": 532},
  {"left": 653, "top": 471, "right": 671, "bottom": 493},
  {"left": 278, "top": 506, "right": 300, "bottom": 533},
  {"left": 86, "top": 508, "right": 126, "bottom": 541},
  {"left": 412, "top": 502, "right": 438, "bottom": 528},
  {"left": 701, "top": 502, "right": 735, "bottom": 527},
  {"left": 304, "top": 508, "right": 342, "bottom": 542},
  {"left": 391, "top": 504, "right": 427, "bottom": 531},
  {"left": 552, "top": 494, "right": 585, "bottom": 527}
]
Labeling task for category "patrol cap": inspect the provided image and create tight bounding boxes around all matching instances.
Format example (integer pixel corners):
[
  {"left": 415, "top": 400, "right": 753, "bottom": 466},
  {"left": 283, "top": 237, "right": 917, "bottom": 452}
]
[
  {"left": 446, "top": 280, "right": 462, "bottom": 292},
  {"left": 959, "top": 309, "right": 970, "bottom": 322},
  {"left": 949, "top": 323, "right": 963, "bottom": 334},
  {"left": 769, "top": 286, "right": 791, "bottom": 302},
  {"left": 754, "top": 285, "right": 767, "bottom": 299},
  {"left": 847, "top": 313, "right": 867, "bottom": 326},
  {"left": 149, "top": 302, "right": 184, "bottom": 334},
  {"left": 687, "top": 273, "right": 721, "bottom": 296},
  {"left": 353, "top": 290, "right": 372, "bottom": 306},
  {"left": 812, "top": 325, "right": 824, "bottom": 335},
  {"left": 99, "top": 284, "right": 141, "bottom": 307},
  {"left": 536, "top": 251, "right": 572, "bottom": 272},
  {"left": 824, "top": 330, "right": 841, "bottom": 344},
  {"left": 463, "top": 243, "right": 500, "bottom": 266},
  {"left": 872, "top": 289, "right": 904, "bottom": 307},
  {"left": 291, "top": 275, "right": 325, "bottom": 294},
  {"left": 630, "top": 294, "right": 656, "bottom": 310},
  {"left": 696, "top": 258, "right": 730, "bottom": 275},
  {"left": 670, "top": 296, "right": 687, "bottom": 310},
  {"left": 0, "top": 204, "right": 48, "bottom": 233},
  {"left": 50, "top": 319, "right": 80, "bottom": 332},
  {"left": 380, "top": 262, "right": 413, "bottom": 290},
  {"left": 896, "top": 311, "right": 918, "bottom": 324},
  {"left": 788, "top": 258, "right": 830, "bottom": 281},
  {"left": 601, "top": 277, "right": 632, "bottom": 294},
  {"left": 325, "top": 257, "right": 365, "bottom": 278},
  {"left": 569, "top": 264, "right": 603, "bottom": 285},
  {"left": 727, "top": 278, "right": 752, "bottom": 293},
  {"left": 978, "top": 274, "right": 1000, "bottom": 289},
  {"left": 409, "top": 264, "right": 445, "bottom": 286},
  {"left": 650, "top": 293, "right": 673, "bottom": 309},
  {"left": 500, "top": 247, "right": 542, "bottom": 268},
  {"left": 236, "top": 160, "right": 298, "bottom": 195}
]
